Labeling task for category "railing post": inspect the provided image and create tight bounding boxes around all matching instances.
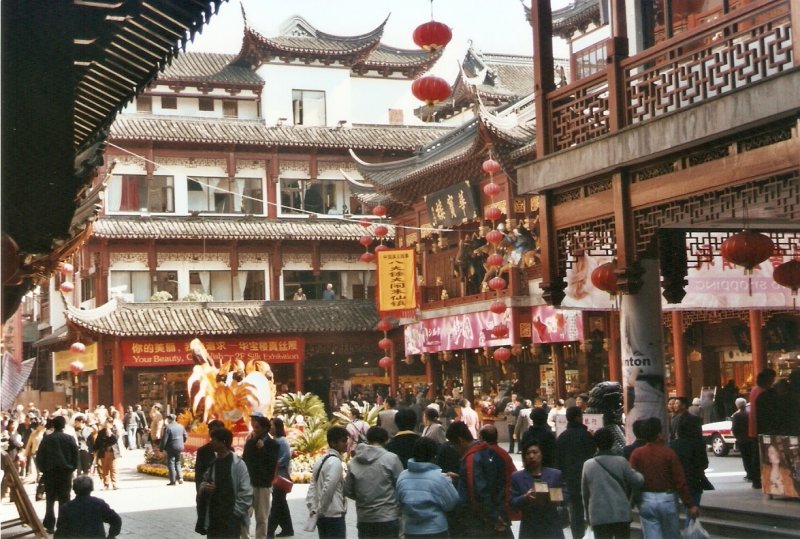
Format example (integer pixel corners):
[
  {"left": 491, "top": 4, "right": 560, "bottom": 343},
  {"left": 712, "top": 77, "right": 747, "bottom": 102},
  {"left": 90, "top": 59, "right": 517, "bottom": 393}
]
[
  {"left": 531, "top": 0, "right": 555, "bottom": 157},
  {"left": 607, "top": 0, "right": 629, "bottom": 132},
  {"left": 792, "top": 0, "right": 800, "bottom": 67}
]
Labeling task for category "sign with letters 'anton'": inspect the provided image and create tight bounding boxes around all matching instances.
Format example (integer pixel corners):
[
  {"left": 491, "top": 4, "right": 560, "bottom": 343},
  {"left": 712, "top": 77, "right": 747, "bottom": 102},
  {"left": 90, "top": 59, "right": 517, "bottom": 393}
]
[{"left": 424, "top": 181, "right": 478, "bottom": 229}]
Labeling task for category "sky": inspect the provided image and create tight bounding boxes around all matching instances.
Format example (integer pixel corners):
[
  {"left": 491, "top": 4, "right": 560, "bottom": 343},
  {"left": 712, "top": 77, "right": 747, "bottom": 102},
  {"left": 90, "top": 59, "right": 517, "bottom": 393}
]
[{"left": 188, "top": 0, "right": 571, "bottom": 81}]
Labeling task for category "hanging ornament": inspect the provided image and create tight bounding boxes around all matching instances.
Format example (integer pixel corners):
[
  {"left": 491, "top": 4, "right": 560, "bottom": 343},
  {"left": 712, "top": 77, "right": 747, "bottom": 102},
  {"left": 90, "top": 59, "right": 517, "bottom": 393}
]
[
  {"left": 360, "top": 252, "right": 375, "bottom": 263},
  {"left": 493, "top": 347, "right": 511, "bottom": 362},
  {"left": 491, "top": 324, "right": 509, "bottom": 338},
  {"left": 489, "top": 276, "right": 507, "bottom": 291},
  {"left": 376, "top": 318, "right": 392, "bottom": 333},
  {"left": 378, "top": 356, "right": 393, "bottom": 370},
  {"left": 69, "top": 360, "right": 85, "bottom": 376},
  {"left": 489, "top": 300, "right": 507, "bottom": 314},
  {"left": 411, "top": 75, "right": 451, "bottom": 106},
  {"left": 70, "top": 342, "right": 86, "bottom": 354},
  {"left": 60, "top": 262, "right": 74, "bottom": 276},
  {"left": 372, "top": 205, "right": 388, "bottom": 218},
  {"left": 374, "top": 244, "right": 389, "bottom": 254},
  {"left": 773, "top": 259, "right": 800, "bottom": 308},
  {"left": 483, "top": 182, "right": 502, "bottom": 197},
  {"left": 591, "top": 261, "right": 619, "bottom": 296},
  {"left": 720, "top": 230, "right": 774, "bottom": 274},
  {"left": 359, "top": 236, "right": 373, "bottom": 248},
  {"left": 484, "top": 207, "right": 503, "bottom": 222},
  {"left": 487, "top": 253, "right": 505, "bottom": 267},
  {"left": 482, "top": 159, "right": 502, "bottom": 175},
  {"left": 486, "top": 229, "right": 504, "bottom": 245},
  {"left": 413, "top": 20, "right": 452, "bottom": 51},
  {"left": 60, "top": 281, "right": 75, "bottom": 293},
  {"left": 373, "top": 224, "right": 389, "bottom": 238},
  {"left": 378, "top": 338, "right": 393, "bottom": 351}
]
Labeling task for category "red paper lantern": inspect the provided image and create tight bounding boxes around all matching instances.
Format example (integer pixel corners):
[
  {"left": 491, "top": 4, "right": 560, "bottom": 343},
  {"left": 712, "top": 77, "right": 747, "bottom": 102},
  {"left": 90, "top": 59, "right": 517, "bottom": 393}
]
[
  {"left": 376, "top": 319, "right": 392, "bottom": 332},
  {"left": 60, "top": 262, "right": 74, "bottom": 276},
  {"left": 493, "top": 347, "right": 511, "bottom": 362},
  {"left": 491, "top": 324, "right": 509, "bottom": 338},
  {"left": 487, "top": 253, "right": 505, "bottom": 267},
  {"left": 486, "top": 230, "right": 504, "bottom": 245},
  {"left": 359, "top": 236, "right": 373, "bottom": 247},
  {"left": 489, "top": 300, "right": 507, "bottom": 314},
  {"left": 359, "top": 219, "right": 372, "bottom": 228},
  {"left": 372, "top": 205, "right": 388, "bottom": 218},
  {"left": 374, "top": 244, "right": 389, "bottom": 253},
  {"left": 483, "top": 182, "right": 501, "bottom": 197},
  {"left": 378, "top": 356, "right": 393, "bottom": 370},
  {"left": 373, "top": 225, "right": 389, "bottom": 238},
  {"left": 482, "top": 159, "right": 501, "bottom": 175},
  {"left": 69, "top": 360, "right": 85, "bottom": 376},
  {"left": 773, "top": 259, "right": 800, "bottom": 295},
  {"left": 360, "top": 252, "right": 375, "bottom": 263},
  {"left": 411, "top": 76, "right": 451, "bottom": 105},
  {"left": 489, "top": 276, "right": 506, "bottom": 291},
  {"left": 60, "top": 281, "right": 75, "bottom": 293},
  {"left": 484, "top": 207, "right": 502, "bottom": 222},
  {"left": 591, "top": 262, "right": 618, "bottom": 295},
  {"left": 413, "top": 20, "right": 452, "bottom": 51},
  {"left": 720, "top": 230, "right": 774, "bottom": 273},
  {"left": 70, "top": 342, "right": 86, "bottom": 354},
  {"left": 378, "top": 338, "right": 393, "bottom": 351}
]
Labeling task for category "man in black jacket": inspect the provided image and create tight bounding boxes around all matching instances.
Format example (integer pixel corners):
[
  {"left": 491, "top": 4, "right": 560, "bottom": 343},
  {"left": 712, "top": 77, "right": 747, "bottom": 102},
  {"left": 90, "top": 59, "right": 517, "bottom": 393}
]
[
  {"left": 54, "top": 475, "right": 121, "bottom": 539},
  {"left": 556, "top": 406, "right": 596, "bottom": 539},
  {"left": 36, "top": 415, "right": 79, "bottom": 533},
  {"left": 520, "top": 407, "right": 556, "bottom": 467},
  {"left": 242, "top": 413, "right": 279, "bottom": 539},
  {"left": 160, "top": 413, "right": 187, "bottom": 485},
  {"left": 386, "top": 408, "right": 420, "bottom": 469}
]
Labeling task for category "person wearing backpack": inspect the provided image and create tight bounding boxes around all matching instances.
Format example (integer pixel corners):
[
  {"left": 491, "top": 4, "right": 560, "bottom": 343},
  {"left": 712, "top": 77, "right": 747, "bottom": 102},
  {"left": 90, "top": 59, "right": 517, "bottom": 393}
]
[
  {"left": 345, "top": 409, "right": 369, "bottom": 456},
  {"left": 306, "top": 426, "right": 349, "bottom": 538}
]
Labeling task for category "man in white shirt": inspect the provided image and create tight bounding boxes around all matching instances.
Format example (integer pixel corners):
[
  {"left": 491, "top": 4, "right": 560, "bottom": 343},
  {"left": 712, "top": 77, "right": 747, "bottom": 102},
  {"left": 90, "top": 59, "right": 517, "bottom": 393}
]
[
  {"left": 307, "top": 426, "right": 349, "bottom": 538},
  {"left": 459, "top": 398, "right": 480, "bottom": 439}
]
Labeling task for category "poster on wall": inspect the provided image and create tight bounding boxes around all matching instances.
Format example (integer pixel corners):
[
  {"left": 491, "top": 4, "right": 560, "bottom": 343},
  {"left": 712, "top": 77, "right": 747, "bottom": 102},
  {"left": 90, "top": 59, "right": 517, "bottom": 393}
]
[
  {"left": 531, "top": 306, "right": 584, "bottom": 343},
  {"left": 404, "top": 309, "right": 513, "bottom": 354},
  {"left": 759, "top": 435, "right": 800, "bottom": 499}
]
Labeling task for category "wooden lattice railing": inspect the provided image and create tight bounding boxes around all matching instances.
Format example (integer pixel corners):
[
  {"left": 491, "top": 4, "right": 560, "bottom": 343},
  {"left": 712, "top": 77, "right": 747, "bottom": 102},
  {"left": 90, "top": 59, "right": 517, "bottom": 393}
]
[{"left": 545, "top": 0, "right": 793, "bottom": 153}]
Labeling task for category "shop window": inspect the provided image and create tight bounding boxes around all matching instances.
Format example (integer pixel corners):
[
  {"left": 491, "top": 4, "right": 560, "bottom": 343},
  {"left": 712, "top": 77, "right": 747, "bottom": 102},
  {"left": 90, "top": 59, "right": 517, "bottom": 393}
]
[
  {"left": 283, "top": 270, "right": 342, "bottom": 300},
  {"left": 198, "top": 97, "right": 214, "bottom": 112},
  {"left": 222, "top": 99, "right": 238, "bottom": 118},
  {"left": 161, "top": 95, "right": 177, "bottom": 109},
  {"left": 136, "top": 96, "right": 152, "bottom": 113},
  {"left": 292, "top": 89, "right": 326, "bottom": 126},
  {"left": 109, "top": 271, "right": 151, "bottom": 302},
  {"left": 106, "top": 175, "right": 175, "bottom": 213},
  {"left": 187, "top": 177, "right": 263, "bottom": 214}
]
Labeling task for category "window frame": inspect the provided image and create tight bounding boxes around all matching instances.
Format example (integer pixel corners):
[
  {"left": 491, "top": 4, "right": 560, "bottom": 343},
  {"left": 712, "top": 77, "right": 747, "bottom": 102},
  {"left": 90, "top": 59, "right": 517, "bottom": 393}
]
[
  {"left": 198, "top": 97, "right": 215, "bottom": 112},
  {"left": 291, "top": 89, "right": 326, "bottom": 126},
  {"left": 161, "top": 95, "right": 177, "bottom": 109},
  {"left": 106, "top": 174, "right": 175, "bottom": 213}
]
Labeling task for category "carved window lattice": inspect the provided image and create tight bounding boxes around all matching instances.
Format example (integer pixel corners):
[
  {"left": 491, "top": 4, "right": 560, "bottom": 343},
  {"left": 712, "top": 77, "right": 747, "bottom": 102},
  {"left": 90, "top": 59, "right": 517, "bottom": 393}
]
[
  {"left": 739, "top": 125, "right": 793, "bottom": 153},
  {"left": 554, "top": 187, "right": 583, "bottom": 205},
  {"left": 554, "top": 179, "right": 611, "bottom": 206},
  {"left": 550, "top": 79, "right": 610, "bottom": 152},
  {"left": 631, "top": 161, "right": 676, "bottom": 183},
  {"left": 557, "top": 218, "right": 616, "bottom": 272},
  {"left": 586, "top": 178, "right": 612, "bottom": 196},
  {"left": 686, "top": 146, "right": 730, "bottom": 167},
  {"left": 633, "top": 172, "right": 800, "bottom": 259},
  {"left": 624, "top": 3, "right": 793, "bottom": 125}
]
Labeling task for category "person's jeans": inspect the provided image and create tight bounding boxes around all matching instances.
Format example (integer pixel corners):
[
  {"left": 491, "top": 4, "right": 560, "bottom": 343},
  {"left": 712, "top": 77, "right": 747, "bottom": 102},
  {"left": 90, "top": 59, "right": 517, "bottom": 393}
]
[
  {"left": 507, "top": 424, "right": 516, "bottom": 453},
  {"left": 127, "top": 426, "right": 139, "bottom": 449},
  {"left": 638, "top": 492, "right": 681, "bottom": 539},
  {"left": 317, "top": 516, "right": 346, "bottom": 539},
  {"left": 42, "top": 468, "right": 72, "bottom": 531},
  {"left": 357, "top": 519, "right": 399, "bottom": 539},
  {"left": 568, "top": 492, "right": 586, "bottom": 539},
  {"left": 166, "top": 448, "right": 182, "bottom": 483}
]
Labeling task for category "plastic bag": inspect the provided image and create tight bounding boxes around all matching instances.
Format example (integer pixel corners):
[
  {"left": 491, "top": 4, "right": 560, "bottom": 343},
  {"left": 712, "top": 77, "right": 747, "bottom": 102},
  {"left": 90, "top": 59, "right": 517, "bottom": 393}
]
[
  {"left": 582, "top": 529, "right": 595, "bottom": 539},
  {"left": 683, "top": 518, "right": 710, "bottom": 539}
]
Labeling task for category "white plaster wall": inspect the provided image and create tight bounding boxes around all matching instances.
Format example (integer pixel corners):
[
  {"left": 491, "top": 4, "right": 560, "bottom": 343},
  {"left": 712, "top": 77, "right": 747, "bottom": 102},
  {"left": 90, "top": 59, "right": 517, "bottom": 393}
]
[
  {"left": 350, "top": 77, "right": 429, "bottom": 126},
  {"left": 257, "top": 63, "right": 351, "bottom": 126}
]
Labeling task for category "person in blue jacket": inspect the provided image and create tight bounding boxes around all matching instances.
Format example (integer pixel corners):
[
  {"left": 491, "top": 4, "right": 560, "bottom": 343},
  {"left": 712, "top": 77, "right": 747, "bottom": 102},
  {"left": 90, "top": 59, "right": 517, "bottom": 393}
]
[
  {"left": 396, "top": 437, "right": 460, "bottom": 538},
  {"left": 510, "top": 439, "right": 566, "bottom": 539}
]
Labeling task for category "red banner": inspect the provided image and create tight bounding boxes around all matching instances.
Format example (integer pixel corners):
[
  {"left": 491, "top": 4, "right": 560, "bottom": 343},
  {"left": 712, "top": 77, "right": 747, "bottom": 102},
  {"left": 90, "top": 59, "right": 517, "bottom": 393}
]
[{"left": 121, "top": 337, "right": 304, "bottom": 367}]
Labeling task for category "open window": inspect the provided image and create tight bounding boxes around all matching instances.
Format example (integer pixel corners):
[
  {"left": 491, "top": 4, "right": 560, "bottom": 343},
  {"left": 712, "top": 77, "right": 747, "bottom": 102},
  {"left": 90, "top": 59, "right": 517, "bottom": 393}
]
[{"left": 106, "top": 175, "right": 174, "bottom": 213}]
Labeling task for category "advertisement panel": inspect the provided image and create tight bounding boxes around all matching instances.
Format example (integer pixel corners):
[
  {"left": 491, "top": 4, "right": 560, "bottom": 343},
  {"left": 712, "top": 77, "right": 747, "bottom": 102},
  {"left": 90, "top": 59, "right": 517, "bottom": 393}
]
[
  {"left": 531, "top": 306, "right": 584, "bottom": 343},
  {"left": 404, "top": 310, "right": 513, "bottom": 354},
  {"left": 121, "top": 337, "right": 304, "bottom": 367}
]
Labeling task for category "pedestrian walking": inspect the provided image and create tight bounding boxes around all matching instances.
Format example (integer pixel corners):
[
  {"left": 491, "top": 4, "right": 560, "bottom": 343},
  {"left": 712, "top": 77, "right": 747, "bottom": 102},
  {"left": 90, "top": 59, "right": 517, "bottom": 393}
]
[
  {"left": 459, "top": 399, "right": 480, "bottom": 439},
  {"left": 306, "top": 426, "right": 349, "bottom": 538},
  {"left": 267, "top": 418, "right": 294, "bottom": 538},
  {"left": 520, "top": 407, "right": 556, "bottom": 468},
  {"left": 386, "top": 409, "right": 420, "bottom": 469},
  {"left": 504, "top": 393, "right": 521, "bottom": 454},
  {"left": 670, "top": 417, "right": 711, "bottom": 528},
  {"left": 35, "top": 415, "right": 79, "bottom": 533},
  {"left": 377, "top": 398, "right": 399, "bottom": 437},
  {"left": 343, "top": 426, "right": 403, "bottom": 538},
  {"left": 149, "top": 404, "right": 165, "bottom": 450},
  {"left": 421, "top": 407, "right": 447, "bottom": 445},
  {"left": 196, "top": 420, "right": 226, "bottom": 535},
  {"left": 73, "top": 415, "right": 94, "bottom": 475},
  {"left": 581, "top": 427, "right": 644, "bottom": 539},
  {"left": 134, "top": 405, "right": 148, "bottom": 449},
  {"left": 514, "top": 400, "right": 533, "bottom": 449},
  {"left": 731, "top": 398, "right": 754, "bottom": 481},
  {"left": 396, "top": 437, "right": 460, "bottom": 538},
  {"left": 242, "top": 413, "right": 279, "bottom": 539},
  {"left": 629, "top": 417, "right": 699, "bottom": 539},
  {"left": 198, "top": 428, "right": 254, "bottom": 538},
  {"left": 54, "top": 475, "right": 121, "bottom": 539},
  {"left": 510, "top": 439, "right": 565, "bottom": 539},
  {"left": 161, "top": 413, "right": 188, "bottom": 486},
  {"left": 124, "top": 406, "right": 139, "bottom": 450},
  {"left": 94, "top": 417, "right": 121, "bottom": 490},
  {"left": 345, "top": 408, "right": 369, "bottom": 456},
  {"left": 556, "top": 406, "right": 596, "bottom": 539}
]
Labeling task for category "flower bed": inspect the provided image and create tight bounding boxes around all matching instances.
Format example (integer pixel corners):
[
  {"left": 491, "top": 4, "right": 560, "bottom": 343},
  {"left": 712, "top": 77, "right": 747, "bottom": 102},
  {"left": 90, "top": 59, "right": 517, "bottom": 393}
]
[{"left": 137, "top": 463, "right": 196, "bottom": 482}]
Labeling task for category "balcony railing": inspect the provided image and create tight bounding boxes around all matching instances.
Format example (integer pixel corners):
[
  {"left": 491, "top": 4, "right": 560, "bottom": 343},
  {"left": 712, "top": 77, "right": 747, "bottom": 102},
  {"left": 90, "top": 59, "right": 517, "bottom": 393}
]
[{"left": 545, "top": 0, "right": 793, "bottom": 153}]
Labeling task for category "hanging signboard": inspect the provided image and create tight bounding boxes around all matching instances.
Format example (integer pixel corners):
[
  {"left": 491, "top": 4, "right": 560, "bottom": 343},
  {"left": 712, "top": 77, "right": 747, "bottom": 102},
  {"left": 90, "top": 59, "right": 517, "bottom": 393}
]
[
  {"left": 424, "top": 181, "right": 479, "bottom": 229},
  {"left": 404, "top": 309, "right": 513, "bottom": 354},
  {"left": 376, "top": 248, "right": 418, "bottom": 318},
  {"left": 54, "top": 343, "right": 99, "bottom": 374},
  {"left": 121, "top": 337, "right": 304, "bottom": 367},
  {"left": 531, "top": 306, "right": 584, "bottom": 343}
]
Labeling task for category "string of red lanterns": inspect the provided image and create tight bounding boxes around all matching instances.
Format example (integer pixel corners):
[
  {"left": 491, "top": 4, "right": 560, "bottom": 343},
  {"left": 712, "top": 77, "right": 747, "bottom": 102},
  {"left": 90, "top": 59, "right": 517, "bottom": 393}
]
[{"left": 410, "top": 2, "right": 452, "bottom": 111}]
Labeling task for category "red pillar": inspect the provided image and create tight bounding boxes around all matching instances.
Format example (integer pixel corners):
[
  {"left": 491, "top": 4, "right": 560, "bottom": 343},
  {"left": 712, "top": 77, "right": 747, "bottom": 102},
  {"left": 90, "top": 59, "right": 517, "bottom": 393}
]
[
  {"left": 672, "top": 311, "right": 689, "bottom": 397},
  {"left": 552, "top": 345, "right": 566, "bottom": 401},
  {"left": 608, "top": 311, "right": 622, "bottom": 383},
  {"left": 294, "top": 357, "right": 304, "bottom": 393},
  {"left": 749, "top": 310, "right": 766, "bottom": 374},
  {"left": 112, "top": 338, "right": 124, "bottom": 412}
]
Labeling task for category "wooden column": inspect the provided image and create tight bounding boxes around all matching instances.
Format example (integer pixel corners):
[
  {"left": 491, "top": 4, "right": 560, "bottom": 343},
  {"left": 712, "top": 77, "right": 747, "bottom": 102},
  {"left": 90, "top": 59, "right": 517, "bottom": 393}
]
[
  {"left": 294, "top": 357, "right": 304, "bottom": 393},
  {"left": 270, "top": 242, "right": 282, "bottom": 300},
  {"left": 672, "top": 311, "right": 689, "bottom": 397},
  {"left": 113, "top": 337, "right": 124, "bottom": 412},
  {"left": 552, "top": 345, "right": 566, "bottom": 400},
  {"left": 462, "top": 356, "right": 473, "bottom": 402},
  {"left": 538, "top": 192, "right": 566, "bottom": 305},
  {"left": 531, "top": 0, "right": 555, "bottom": 158},
  {"left": 749, "top": 310, "right": 766, "bottom": 373},
  {"left": 607, "top": 0, "right": 629, "bottom": 132},
  {"left": 792, "top": 0, "right": 800, "bottom": 68},
  {"left": 612, "top": 171, "right": 643, "bottom": 294},
  {"left": 608, "top": 311, "right": 622, "bottom": 383},
  {"left": 425, "top": 354, "right": 434, "bottom": 394},
  {"left": 267, "top": 153, "right": 279, "bottom": 219}
]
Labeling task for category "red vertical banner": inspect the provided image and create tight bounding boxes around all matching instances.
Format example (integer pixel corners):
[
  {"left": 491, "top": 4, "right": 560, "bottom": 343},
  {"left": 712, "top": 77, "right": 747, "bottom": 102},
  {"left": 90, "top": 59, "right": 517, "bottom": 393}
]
[{"left": 376, "top": 248, "right": 418, "bottom": 318}]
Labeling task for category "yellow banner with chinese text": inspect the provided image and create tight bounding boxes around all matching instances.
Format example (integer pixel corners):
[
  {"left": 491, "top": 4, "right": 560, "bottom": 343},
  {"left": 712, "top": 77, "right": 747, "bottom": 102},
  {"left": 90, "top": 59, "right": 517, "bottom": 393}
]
[{"left": 376, "top": 248, "right": 417, "bottom": 317}]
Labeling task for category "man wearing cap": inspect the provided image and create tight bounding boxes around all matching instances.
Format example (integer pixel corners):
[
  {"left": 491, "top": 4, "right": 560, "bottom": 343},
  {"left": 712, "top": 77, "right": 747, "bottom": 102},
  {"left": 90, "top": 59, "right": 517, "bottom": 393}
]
[
  {"left": 242, "top": 412, "right": 279, "bottom": 539},
  {"left": 161, "top": 413, "right": 187, "bottom": 485}
]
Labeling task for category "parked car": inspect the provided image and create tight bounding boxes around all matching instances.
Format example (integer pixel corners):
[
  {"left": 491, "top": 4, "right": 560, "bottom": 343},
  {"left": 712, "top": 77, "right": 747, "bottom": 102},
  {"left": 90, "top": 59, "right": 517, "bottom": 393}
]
[{"left": 702, "top": 419, "right": 736, "bottom": 456}]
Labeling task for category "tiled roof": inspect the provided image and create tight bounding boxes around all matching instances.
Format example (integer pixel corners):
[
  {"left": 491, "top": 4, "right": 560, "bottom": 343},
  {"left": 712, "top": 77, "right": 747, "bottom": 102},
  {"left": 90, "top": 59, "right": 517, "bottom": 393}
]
[
  {"left": 66, "top": 299, "right": 382, "bottom": 337},
  {"left": 356, "top": 44, "right": 444, "bottom": 78},
  {"left": 109, "top": 115, "right": 450, "bottom": 151},
  {"left": 552, "top": 0, "right": 602, "bottom": 36},
  {"left": 462, "top": 51, "right": 534, "bottom": 99},
  {"left": 92, "top": 216, "right": 395, "bottom": 241},
  {"left": 158, "top": 52, "right": 263, "bottom": 85}
]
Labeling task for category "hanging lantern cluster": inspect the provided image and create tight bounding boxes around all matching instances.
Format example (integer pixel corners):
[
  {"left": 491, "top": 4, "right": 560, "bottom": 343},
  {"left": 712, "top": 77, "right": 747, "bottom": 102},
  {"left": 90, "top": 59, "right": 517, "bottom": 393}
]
[
  {"left": 69, "top": 360, "right": 85, "bottom": 377},
  {"left": 720, "top": 229, "right": 774, "bottom": 295},
  {"left": 410, "top": 1, "right": 451, "bottom": 111},
  {"left": 376, "top": 317, "right": 394, "bottom": 373},
  {"left": 481, "top": 155, "right": 510, "bottom": 364},
  {"left": 59, "top": 260, "right": 75, "bottom": 294}
]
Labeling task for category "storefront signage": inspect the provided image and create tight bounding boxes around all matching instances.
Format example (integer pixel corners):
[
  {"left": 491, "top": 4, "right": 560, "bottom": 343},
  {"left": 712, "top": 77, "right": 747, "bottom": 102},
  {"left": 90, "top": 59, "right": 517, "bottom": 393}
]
[
  {"left": 404, "top": 310, "right": 513, "bottom": 354},
  {"left": 424, "top": 181, "right": 478, "bottom": 228},
  {"left": 376, "top": 249, "right": 417, "bottom": 318},
  {"left": 531, "top": 306, "right": 584, "bottom": 343},
  {"left": 555, "top": 413, "right": 604, "bottom": 437},
  {"left": 122, "top": 337, "right": 304, "bottom": 367},
  {"left": 54, "top": 343, "right": 99, "bottom": 374},
  {"left": 351, "top": 374, "right": 427, "bottom": 385}
]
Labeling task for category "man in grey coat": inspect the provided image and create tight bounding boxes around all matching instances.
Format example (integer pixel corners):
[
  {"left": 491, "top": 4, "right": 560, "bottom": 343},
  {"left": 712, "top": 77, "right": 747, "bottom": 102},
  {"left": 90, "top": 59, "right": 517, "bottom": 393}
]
[
  {"left": 160, "top": 413, "right": 187, "bottom": 485},
  {"left": 344, "top": 426, "right": 404, "bottom": 538},
  {"left": 581, "top": 427, "right": 644, "bottom": 539}
]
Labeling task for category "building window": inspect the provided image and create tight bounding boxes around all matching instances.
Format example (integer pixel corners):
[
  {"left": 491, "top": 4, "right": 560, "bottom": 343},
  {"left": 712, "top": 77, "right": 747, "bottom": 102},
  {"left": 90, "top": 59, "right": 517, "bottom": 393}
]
[
  {"left": 80, "top": 276, "right": 95, "bottom": 303},
  {"left": 222, "top": 100, "right": 238, "bottom": 118},
  {"left": 198, "top": 97, "right": 214, "bottom": 112},
  {"left": 240, "top": 270, "right": 266, "bottom": 300},
  {"left": 283, "top": 270, "right": 341, "bottom": 300},
  {"left": 573, "top": 40, "right": 608, "bottom": 81},
  {"left": 106, "top": 175, "right": 175, "bottom": 213},
  {"left": 388, "top": 109, "right": 404, "bottom": 125},
  {"left": 279, "top": 177, "right": 366, "bottom": 216},
  {"left": 188, "top": 270, "right": 232, "bottom": 301},
  {"left": 136, "top": 96, "right": 152, "bottom": 113},
  {"left": 109, "top": 271, "right": 151, "bottom": 302},
  {"left": 187, "top": 177, "right": 263, "bottom": 214},
  {"left": 292, "top": 90, "right": 326, "bottom": 126},
  {"left": 161, "top": 95, "right": 177, "bottom": 109},
  {"left": 153, "top": 271, "right": 178, "bottom": 301}
]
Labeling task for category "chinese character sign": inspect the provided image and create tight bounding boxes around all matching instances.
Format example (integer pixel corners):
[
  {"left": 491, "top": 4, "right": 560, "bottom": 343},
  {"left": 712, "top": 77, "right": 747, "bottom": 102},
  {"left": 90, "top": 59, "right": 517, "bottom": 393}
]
[
  {"left": 424, "top": 181, "right": 478, "bottom": 228},
  {"left": 122, "top": 337, "right": 304, "bottom": 367},
  {"left": 376, "top": 248, "right": 417, "bottom": 318}
]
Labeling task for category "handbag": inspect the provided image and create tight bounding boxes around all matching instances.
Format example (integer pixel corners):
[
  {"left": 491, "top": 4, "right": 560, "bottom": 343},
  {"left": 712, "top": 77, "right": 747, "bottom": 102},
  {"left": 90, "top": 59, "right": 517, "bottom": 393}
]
[{"left": 272, "top": 474, "right": 293, "bottom": 493}]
